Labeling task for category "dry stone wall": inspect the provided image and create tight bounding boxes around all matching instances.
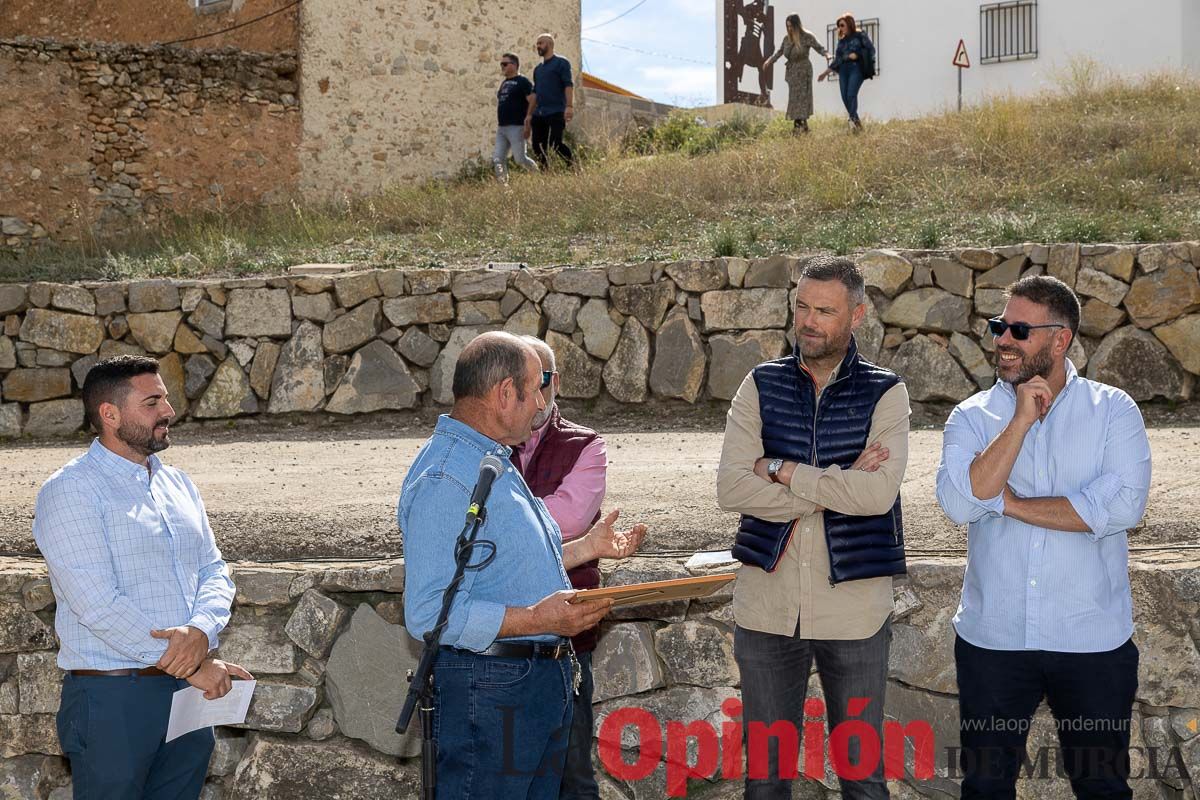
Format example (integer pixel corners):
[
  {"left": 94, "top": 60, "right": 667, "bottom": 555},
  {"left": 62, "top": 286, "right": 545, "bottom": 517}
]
[
  {"left": 0, "top": 37, "right": 300, "bottom": 250},
  {"left": 3, "top": 552, "right": 1200, "bottom": 799},
  {"left": 1, "top": 242, "right": 1198, "bottom": 438}
]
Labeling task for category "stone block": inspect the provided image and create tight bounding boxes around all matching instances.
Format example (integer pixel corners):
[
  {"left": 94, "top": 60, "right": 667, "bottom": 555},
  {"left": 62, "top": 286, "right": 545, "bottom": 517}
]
[
  {"left": 396, "top": 328, "right": 440, "bottom": 367},
  {"left": 268, "top": 322, "right": 325, "bottom": 413},
  {"left": 406, "top": 269, "right": 451, "bottom": 295},
  {"left": 545, "top": 331, "right": 602, "bottom": 399},
  {"left": 0, "top": 599, "right": 56, "bottom": 652},
  {"left": 235, "top": 683, "right": 319, "bottom": 733},
  {"left": 219, "top": 612, "right": 302, "bottom": 674},
  {"left": 1088, "top": 327, "right": 1187, "bottom": 401},
  {"left": 1124, "top": 263, "right": 1200, "bottom": 329},
  {"left": 189, "top": 300, "right": 226, "bottom": 339},
  {"left": 890, "top": 335, "right": 975, "bottom": 402},
  {"left": 128, "top": 280, "right": 181, "bottom": 313},
  {"left": 2, "top": 369, "right": 71, "bottom": 403},
  {"left": 653, "top": 621, "right": 737, "bottom": 688},
  {"left": 1076, "top": 268, "right": 1129, "bottom": 307},
  {"left": 665, "top": 260, "right": 726, "bottom": 292},
  {"left": 610, "top": 282, "right": 675, "bottom": 331},
  {"left": 451, "top": 271, "right": 507, "bottom": 300},
  {"left": 381, "top": 293, "right": 453, "bottom": 327},
  {"left": 285, "top": 590, "right": 349, "bottom": 659},
  {"left": 193, "top": 358, "right": 258, "bottom": 418},
  {"left": 17, "top": 652, "right": 63, "bottom": 714},
  {"left": 551, "top": 268, "right": 609, "bottom": 297},
  {"left": 292, "top": 292, "right": 336, "bottom": 323},
  {"left": 929, "top": 258, "right": 973, "bottom": 298},
  {"left": 225, "top": 289, "right": 292, "bottom": 338},
  {"left": 602, "top": 319, "right": 650, "bottom": 402},
  {"left": 333, "top": 272, "right": 381, "bottom": 309},
  {"left": 1153, "top": 314, "right": 1200, "bottom": 374},
  {"left": 127, "top": 311, "right": 182, "bottom": 354},
  {"left": 857, "top": 250, "right": 913, "bottom": 297},
  {"left": 882, "top": 289, "right": 972, "bottom": 333},
  {"left": 226, "top": 733, "right": 415, "bottom": 799},
  {"left": 699, "top": 288, "right": 789, "bottom": 332},
  {"left": 50, "top": 285, "right": 95, "bottom": 315},
  {"left": 24, "top": 400, "right": 84, "bottom": 437},
  {"left": 707, "top": 330, "right": 787, "bottom": 400},
  {"left": 576, "top": 298, "right": 621, "bottom": 358},
  {"left": 326, "top": 604, "right": 422, "bottom": 757},
  {"left": 322, "top": 299, "right": 381, "bottom": 354},
  {"left": 18, "top": 309, "right": 104, "bottom": 354},
  {"left": 249, "top": 341, "right": 282, "bottom": 400},
  {"left": 543, "top": 293, "right": 582, "bottom": 333},
  {"left": 592, "top": 623, "right": 666, "bottom": 703}
]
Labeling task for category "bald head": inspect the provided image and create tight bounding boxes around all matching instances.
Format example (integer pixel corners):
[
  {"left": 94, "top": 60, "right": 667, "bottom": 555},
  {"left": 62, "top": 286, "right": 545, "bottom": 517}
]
[{"left": 453, "top": 331, "right": 536, "bottom": 402}]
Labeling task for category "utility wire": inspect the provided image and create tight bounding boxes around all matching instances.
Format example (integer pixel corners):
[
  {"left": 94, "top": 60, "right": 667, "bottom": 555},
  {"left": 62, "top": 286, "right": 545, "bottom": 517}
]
[
  {"left": 162, "top": 0, "right": 301, "bottom": 46},
  {"left": 583, "top": 0, "right": 651, "bottom": 31},
  {"left": 582, "top": 36, "right": 714, "bottom": 66}
]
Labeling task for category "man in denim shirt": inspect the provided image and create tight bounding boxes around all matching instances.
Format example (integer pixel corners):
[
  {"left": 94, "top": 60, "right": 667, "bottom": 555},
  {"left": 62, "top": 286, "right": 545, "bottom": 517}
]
[{"left": 401, "top": 331, "right": 646, "bottom": 800}]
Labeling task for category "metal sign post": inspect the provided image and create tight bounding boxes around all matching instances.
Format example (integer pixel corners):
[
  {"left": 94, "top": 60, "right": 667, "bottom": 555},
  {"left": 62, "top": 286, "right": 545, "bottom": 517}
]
[{"left": 952, "top": 38, "right": 971, "bottom": 111}]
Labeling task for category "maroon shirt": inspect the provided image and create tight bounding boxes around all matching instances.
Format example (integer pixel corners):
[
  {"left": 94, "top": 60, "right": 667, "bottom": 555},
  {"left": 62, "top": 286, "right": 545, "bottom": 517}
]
[{"left": 512, "top": 406, "right": 606, "bottom": 652}]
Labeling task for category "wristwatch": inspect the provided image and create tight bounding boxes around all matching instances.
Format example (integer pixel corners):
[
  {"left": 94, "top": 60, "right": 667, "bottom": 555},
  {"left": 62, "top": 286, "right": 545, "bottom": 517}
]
[{"left": 766, "top": 458, "right": 784, "bottom": 482}]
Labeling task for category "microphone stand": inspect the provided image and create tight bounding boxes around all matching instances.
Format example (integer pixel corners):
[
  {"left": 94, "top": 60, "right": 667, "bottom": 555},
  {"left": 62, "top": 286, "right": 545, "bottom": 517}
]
[{"left": 397, "top": 506, "right": 492, "bottom": 800}]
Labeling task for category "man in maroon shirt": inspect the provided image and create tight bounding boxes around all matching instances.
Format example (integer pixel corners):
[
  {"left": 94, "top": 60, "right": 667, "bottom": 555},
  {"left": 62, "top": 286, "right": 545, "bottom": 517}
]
[{"left": 514, "top": 336, "right": 609, "bottom": 800}]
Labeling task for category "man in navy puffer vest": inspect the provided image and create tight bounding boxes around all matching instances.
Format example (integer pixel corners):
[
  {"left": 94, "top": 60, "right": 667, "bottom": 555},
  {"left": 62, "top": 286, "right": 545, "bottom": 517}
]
[{"left": 717, "top": 256, "right": 911, "bottom": 799}]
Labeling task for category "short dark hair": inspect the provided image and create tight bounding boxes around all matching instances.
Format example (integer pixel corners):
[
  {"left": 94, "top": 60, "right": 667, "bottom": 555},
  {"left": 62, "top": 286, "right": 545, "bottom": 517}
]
[
  {"left": 452, "top": 332, "right": 531, "bottom": 402},
  {"left": 797, "top": 256, "right": 866, "bottom": 305},
  {"left": 502, "top": 52, "right": 519, "bottom": 67},
  {"left": 81, "top": 355, "right": 160, "bottom": 431},
  {"left": 1006, "top": 275, "right": 1081, "bottom": 338}
]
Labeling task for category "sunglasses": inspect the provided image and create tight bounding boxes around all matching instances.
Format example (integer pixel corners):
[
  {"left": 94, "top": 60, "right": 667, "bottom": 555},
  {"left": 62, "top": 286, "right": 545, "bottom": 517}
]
[
  {"left": 987, "top": 318, "right": 1066, "bottom": 340},
  {"left": 540, "top": 370, "right": 556, "bottom": 389}
]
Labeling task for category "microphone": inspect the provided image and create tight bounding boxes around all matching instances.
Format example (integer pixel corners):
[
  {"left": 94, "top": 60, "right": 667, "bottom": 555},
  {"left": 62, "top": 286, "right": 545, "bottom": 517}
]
[{"left": 465, "top": 454, "right": 505, "bottom": 524}]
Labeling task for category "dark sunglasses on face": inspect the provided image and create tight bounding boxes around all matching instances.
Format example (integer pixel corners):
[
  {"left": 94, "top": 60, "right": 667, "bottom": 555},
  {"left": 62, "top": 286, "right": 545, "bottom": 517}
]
[
  {"left": 987, "top": 318, "right": 1066, "bottom": 340},
  {"left": 541, "top": 370, "right": 555, "bottom": 389}
]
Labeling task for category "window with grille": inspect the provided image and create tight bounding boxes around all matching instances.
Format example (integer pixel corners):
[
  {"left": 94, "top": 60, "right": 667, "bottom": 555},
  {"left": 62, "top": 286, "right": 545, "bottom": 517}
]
[
  {"left": 825, "top": 18, "right": 880, "bottom": 80},
  {"left": 980, "top": 1, "right": 1038, "bottom": 63}
]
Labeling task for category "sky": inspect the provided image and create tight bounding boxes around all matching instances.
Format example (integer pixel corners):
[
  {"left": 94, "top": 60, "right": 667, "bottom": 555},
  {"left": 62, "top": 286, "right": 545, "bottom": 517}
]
[{"left": 580, "top": 0, "right": 718, "bottom": 107}]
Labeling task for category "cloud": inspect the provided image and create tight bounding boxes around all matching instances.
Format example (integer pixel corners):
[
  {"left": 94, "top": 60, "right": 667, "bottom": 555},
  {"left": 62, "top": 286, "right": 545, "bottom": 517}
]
[
  {"left": 636, "top": 65, "right": 716, "bottom": 106},
  {"left": 581, "top": 0, "right": 718, "bottom": 105}
]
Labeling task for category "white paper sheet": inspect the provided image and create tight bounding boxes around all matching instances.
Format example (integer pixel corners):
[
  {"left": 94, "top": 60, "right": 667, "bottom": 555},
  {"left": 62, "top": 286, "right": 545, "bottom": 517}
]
[
  {"left": 165, "top": 680, "right": 256, "bottom": 743},
  {"left": 684, "top": 550, "right": 738, "bottom": 570}
]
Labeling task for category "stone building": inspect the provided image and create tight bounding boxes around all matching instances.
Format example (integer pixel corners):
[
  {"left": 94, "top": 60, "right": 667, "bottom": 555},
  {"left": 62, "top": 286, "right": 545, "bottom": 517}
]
[{"left": 0, "top": 0, "right": 582, "bottom": 249}]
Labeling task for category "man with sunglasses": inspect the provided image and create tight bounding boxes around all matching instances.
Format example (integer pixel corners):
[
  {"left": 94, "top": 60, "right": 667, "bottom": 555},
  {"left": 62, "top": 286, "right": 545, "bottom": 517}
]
[
  {"left": 494, "top": 52, "right": 539, "bottom": 182},
  {"left": 935, "top": 275, "right": 1152, "bottom": 798},
  {"left": 513, "top": 336, "right": 609, "bottom": 800}
]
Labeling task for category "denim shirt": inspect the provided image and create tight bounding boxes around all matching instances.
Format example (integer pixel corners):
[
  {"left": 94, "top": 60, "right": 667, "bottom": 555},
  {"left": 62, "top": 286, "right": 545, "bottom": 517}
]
[
  {"left": 935, "top": 360, "right": 1151, "bottom": 653},
  {"left": 400, "top": 415, "right": 571, "bottom": 651},
  {"left": 829, "top": 32, "right": 873, "bottom": 71}
]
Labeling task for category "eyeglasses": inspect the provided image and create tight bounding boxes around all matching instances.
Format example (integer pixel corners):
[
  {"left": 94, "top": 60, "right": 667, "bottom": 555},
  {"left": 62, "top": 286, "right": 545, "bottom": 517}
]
[
  {"left": 540, "top": 370, "right": 556, "bottom": 389},
  {"left": 987, "top": 318, "right": 1066, "bottom": 340}
]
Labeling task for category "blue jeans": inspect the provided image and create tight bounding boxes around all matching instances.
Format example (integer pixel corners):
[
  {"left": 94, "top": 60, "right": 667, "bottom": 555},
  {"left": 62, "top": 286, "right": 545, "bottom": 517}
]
[
  {"left": 559, "top": 651, "right": 598, "bottom": 799},
  {"left": 838, "top": 63, "right": 865, "bottom": 122},
  {"left": 433, "top": 647, "right": 574, "bottom": 800},
  {"left": 56, "top": 673, "right": 214, "bottom": 800},
  {"left": 734, "top": 618, "right": 891, "bottom": 799},
  {"left": 955, "top": 635, "right": 1138, "bottom": 800}
]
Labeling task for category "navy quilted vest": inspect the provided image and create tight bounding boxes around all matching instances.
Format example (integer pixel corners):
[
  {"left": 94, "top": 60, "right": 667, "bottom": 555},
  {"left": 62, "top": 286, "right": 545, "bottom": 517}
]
[{"left": 731, "top": 338, "right": 907, "bottom": 584}]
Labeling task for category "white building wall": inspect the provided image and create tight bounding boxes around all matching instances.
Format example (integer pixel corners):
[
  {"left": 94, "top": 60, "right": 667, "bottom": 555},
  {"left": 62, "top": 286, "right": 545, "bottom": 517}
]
[{"left": 717, "top": 0, "right": 1194, "bottom": 120}]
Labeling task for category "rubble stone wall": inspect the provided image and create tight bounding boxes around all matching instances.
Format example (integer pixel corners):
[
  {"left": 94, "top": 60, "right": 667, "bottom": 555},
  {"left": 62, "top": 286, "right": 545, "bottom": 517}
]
[
  {"left": 1, "top": 242, "right": 1197, "bottom": 439},
  {"left": 295, "top": 0, "right": 581, "bottom": 195},
  {"left": 3, "top": 552, "right": 1200, "bottom": 799},
  {"left": 0, "top": 37, "right": 300, "bottom": 251}
]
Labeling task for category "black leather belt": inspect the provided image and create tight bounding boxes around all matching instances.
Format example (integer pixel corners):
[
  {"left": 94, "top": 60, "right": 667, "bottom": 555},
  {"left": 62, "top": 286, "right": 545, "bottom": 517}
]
[{"left": 443, "top": 641, "right": 572, "bottom": 660}]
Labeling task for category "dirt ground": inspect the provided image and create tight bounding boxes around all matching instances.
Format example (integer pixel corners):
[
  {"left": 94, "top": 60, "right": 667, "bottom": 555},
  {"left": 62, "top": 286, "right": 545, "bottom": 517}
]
[{"left": 1, "top": 405, "right": 1197, "bottom": 562}]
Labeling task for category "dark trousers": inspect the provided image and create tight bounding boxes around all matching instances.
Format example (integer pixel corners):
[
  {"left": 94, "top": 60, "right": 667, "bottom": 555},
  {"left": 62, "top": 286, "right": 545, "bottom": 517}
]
[
  {"left": 955, "top": 635, "right": 1139, "bottom": 800},
  {"left": 735, "top": 618, "right": 892, "bottom": 799},
  {"left": 559, "top": 651, "right": 598, "bottom": 799},
  {"left": 433, "top": 647, "right": 574, "bottom": 800},
  {"left": 56, "top": 673, "right": 214, "bottom": 800},
  {"left": 530, "top": 113, "right": 574, "bottom": 168},
  {"left": 838, "top": 64, "right": 865, "bottom": 122}
]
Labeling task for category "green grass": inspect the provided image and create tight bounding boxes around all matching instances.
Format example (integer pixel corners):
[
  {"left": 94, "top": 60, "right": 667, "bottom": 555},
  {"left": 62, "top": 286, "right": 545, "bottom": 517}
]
[{"left": 4, "top": 62, "right": 1199, "bottom": 282}]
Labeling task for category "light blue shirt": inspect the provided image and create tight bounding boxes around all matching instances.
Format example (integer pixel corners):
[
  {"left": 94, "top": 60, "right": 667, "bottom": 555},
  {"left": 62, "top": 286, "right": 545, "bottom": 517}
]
[
  {"left": 936, "top": 359, "right": 1151, "bottom": 653},
  {"left": 400, "top": 415, "right": 571, "bottom": 651},
  {"left": 33, "top": 440, "right": 234, "bottom": 670}
]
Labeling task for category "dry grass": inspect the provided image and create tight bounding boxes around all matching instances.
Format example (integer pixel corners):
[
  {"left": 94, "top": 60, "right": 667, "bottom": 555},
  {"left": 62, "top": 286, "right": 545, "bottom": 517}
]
[{"left": 5, "top": 63, "right": 1199, "bottom": 282}]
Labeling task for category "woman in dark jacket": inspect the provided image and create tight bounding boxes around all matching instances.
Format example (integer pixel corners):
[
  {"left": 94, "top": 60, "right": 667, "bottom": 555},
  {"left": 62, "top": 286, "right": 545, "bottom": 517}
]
[{"left": 819, "top": 13, "right": 875, "bottom": 131}]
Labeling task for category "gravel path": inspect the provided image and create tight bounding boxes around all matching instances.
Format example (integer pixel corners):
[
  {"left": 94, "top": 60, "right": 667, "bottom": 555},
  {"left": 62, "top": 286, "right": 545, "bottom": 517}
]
[{"left": 2, "top": 407, "right": 1196, "bottom": 562}]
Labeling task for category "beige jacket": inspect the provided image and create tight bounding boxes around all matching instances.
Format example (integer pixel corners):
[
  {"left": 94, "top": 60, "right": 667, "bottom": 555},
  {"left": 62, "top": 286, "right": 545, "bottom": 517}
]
[{"left": 716, "top": 370, "right": 910, "bottom": 639}]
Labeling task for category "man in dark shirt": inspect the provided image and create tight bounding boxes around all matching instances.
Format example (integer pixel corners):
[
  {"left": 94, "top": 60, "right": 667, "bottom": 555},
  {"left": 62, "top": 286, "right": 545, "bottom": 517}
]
[
  {"left": 531, "top": 33, "right": 575, "bottom": 168},
  {"left": 494, "top": 52, "right": 538, "bottom": 182}
]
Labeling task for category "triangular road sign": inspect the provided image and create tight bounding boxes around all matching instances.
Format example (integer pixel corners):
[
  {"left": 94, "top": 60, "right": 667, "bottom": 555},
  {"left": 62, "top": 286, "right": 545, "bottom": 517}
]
[{"left": 953, "top": 39, "right": 971, "bottom": 68}]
